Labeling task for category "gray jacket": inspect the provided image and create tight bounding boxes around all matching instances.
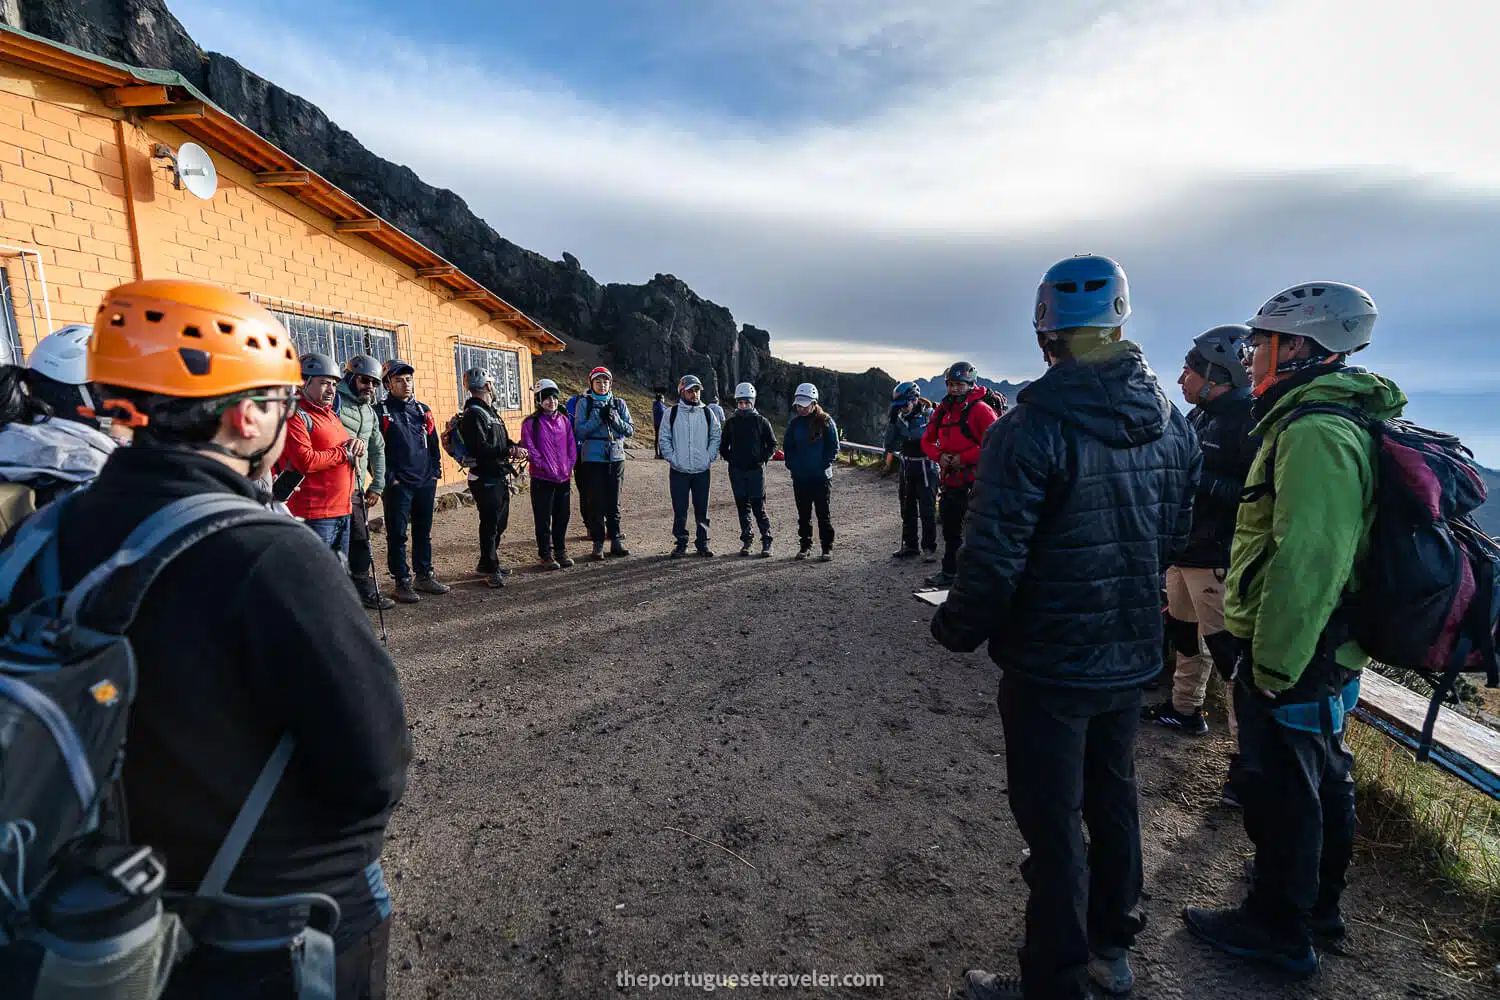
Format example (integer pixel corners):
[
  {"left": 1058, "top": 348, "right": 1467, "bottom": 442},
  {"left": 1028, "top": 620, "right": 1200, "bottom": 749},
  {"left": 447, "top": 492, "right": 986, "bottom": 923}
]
[{"left": 659, "top": 402, "right": 721, "bottom": 474}]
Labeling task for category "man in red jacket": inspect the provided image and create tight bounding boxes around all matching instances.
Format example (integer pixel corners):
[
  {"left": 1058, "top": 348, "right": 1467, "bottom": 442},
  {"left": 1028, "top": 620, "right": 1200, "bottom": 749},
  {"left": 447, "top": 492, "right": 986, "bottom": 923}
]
[
  {"left": 282, "top": 352, "right": 358, "bottom": 561},
  {"left": 922, "top": 361, "right": 1003, "bottom": 587}
]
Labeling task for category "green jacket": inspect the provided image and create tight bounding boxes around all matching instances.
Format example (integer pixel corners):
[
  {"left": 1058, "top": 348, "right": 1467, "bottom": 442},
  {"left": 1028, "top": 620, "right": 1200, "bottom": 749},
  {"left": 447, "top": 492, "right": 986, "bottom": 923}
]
[
  {"left": 337, "top": 380, "right": 386, "bottom": 495},
  {"left": 1224, "top": 368, "right": 1406, "bottom": 692}
]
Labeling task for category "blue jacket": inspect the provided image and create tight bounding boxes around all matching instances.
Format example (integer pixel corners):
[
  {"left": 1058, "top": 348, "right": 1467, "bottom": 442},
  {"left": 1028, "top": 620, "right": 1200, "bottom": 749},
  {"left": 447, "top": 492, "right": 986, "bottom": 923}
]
[
  {"left": 376, "top": 396, "right": 440, "bottom": 487},
  {"left": 931, "top": 341, "right": 1200, "bottom": 690},
  {"left": 783, "top": 412, "right": 839, "bottom": 483},
  {"left": 884, "top": 401, "right": 934, "bottom": 459},
  {"left": 652, "top": 398, "right": 667, "bottom": 428},
  {"left": 573, "top": 394, "right": 634, "bottom": 463}
]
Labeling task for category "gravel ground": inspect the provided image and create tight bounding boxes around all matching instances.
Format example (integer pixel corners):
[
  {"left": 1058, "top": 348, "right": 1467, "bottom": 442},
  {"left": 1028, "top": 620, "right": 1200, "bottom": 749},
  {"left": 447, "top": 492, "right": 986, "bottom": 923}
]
[{"left": 374, "top": 455, "right": 1490, "bottom": 999}]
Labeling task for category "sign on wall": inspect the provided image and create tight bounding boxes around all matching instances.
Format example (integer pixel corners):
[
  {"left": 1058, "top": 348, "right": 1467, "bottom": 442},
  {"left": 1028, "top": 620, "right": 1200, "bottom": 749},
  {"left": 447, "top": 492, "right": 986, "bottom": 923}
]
[{"left": 454, "top": 342, "right": 523, "bottom": 412}]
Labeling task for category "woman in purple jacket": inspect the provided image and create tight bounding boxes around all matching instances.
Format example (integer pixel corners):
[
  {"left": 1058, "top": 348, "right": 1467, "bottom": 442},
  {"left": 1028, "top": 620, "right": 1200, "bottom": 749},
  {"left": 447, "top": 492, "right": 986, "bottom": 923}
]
[{"left": 520, "top": 379, "right": 579, "bottom": 569}]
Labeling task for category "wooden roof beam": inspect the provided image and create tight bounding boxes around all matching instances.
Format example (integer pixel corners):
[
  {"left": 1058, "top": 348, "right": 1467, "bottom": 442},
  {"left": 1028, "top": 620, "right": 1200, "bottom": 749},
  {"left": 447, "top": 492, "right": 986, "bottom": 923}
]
[
  {"left": 256, "top": 171, "right": 312, "bottom": 188},
  {"left": 334, "top": 218, "right": 382, "bottom": 233},
  {"left": 143, "top": 101, "right": 207, "bottom": 121},
  {"left": 452, "top": 290, "right": 489, "bottom": 301},
  {"left": 416, "top": 265, "right": 457, "bottom": 278},
  {"left": 102, "top": 85, "right": 172, "bottom": 108},
  {"left": 489, "top": 310, "right": 522, "bottom": 322}
]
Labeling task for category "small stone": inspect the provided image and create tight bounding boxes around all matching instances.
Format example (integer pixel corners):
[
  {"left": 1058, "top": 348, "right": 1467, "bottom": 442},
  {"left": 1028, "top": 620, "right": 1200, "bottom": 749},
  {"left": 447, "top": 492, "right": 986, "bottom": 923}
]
[{"left": 400, "top": 959, "right": 413, "bottom": 972}]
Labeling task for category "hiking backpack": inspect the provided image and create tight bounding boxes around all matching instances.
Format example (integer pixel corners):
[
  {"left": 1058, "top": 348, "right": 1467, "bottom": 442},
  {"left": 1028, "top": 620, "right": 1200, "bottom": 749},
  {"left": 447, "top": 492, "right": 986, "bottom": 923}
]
[
  {"left": 943, "top": 389, "right": 1008, "bottom": 445},
  {"left": 1256, "top": 403, "right": 1500, "bottom": 757},
  {"left": 440, "top": 411, "right": 474, "bottom": 468},
  {"left": 0, "top": 493, "right": 339, "bottom": 999}
]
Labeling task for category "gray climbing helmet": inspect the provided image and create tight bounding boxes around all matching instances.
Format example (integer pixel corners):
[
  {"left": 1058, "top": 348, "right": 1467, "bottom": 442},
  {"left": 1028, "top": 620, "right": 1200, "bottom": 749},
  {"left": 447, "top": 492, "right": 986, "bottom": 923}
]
[
  {"left": 1186, "top": 324, "right": 1251, "bottom": 389},
  {"left": 1246, "top": 281, "right": 1377, "bottom": 355}
]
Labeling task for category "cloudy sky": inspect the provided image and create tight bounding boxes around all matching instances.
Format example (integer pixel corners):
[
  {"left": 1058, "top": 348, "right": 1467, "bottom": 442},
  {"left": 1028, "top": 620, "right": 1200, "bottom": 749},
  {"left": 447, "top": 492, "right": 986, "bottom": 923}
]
[{"left": 170, "top": 0, "right": 1500, "bottom": 460}]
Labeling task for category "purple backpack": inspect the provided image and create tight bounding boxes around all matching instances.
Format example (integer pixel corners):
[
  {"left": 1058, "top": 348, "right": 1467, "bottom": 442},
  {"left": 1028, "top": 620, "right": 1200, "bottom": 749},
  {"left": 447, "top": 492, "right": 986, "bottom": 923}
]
[{"left": 1261, "top": 402, "right": 1500, "bottom": 756}]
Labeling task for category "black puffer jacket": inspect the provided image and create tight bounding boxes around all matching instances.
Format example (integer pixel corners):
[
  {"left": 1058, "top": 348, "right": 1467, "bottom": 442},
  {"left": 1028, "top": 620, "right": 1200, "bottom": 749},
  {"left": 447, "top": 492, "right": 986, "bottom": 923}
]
[
  {"left": 1178, "top": 386, "right": 1257, "bottom": 569},
  {"left": 459, "top": 396, "right": 515, "bottom": 481},
  {"left": 931, "top": 341, "right": 1200, "bottom": 689}
]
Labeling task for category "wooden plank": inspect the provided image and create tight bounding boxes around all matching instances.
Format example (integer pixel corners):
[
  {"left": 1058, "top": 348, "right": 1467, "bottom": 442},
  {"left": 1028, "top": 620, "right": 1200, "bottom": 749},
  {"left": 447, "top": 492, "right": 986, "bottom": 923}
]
[
  {"left": 452, "top": 290, "right": 489, "bottom": 301},
  {"left": 143, "top": 101, "right": 207, "bottom": 121},
  {"left": 255, "top": 171, "right": 312, "bottom": 188},
  {"left": 914, "top": 589, "right": 948, "bottom": 607},
  {"left": 101, "top": 85, "right": 171, "bottom": 108},
  {"left": 416, "top": 265, "right": 457, "bottom": 277},
  {"left": 1356, "top": 670, "right": 1500, "bottom": 778},
  {"left": 334, "top": 218, "right": 382, "bottom": 233},
  {"left": 489, "top": 310, "right": 522, "bottom": 322}
]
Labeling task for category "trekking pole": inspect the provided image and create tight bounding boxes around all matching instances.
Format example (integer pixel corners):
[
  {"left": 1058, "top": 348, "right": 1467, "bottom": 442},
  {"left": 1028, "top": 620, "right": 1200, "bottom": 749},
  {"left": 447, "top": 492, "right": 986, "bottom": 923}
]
[{"left": 351, "top": 451, "right": 388, "bottom": 645}]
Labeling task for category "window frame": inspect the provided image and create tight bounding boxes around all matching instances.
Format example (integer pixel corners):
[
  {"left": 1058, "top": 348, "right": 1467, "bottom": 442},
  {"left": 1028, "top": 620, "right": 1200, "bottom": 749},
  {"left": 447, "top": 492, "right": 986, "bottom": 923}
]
[{"left": 454, "top": 341, "right": 523, "bottom": 412}]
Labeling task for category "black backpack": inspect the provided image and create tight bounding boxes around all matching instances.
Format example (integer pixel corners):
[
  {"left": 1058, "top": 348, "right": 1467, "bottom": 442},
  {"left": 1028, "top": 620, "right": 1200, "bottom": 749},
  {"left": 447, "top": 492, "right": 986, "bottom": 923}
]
[
  {"left": 1255, "top": 402, "right": 1500, "bottom": 757},
  {"left": 943, "top": 389, "right": 1007, "bottom": 445},
  {"left": 0, "top": 493, "right": 339, "bottom": 999}
]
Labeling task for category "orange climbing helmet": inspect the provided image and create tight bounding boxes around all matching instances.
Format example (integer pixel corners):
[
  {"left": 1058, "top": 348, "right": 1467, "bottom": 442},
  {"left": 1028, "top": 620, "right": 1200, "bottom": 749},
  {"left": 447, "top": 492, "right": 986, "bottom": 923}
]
[{"left": 88, "top": 279, "right": 300, "bottom": 399}]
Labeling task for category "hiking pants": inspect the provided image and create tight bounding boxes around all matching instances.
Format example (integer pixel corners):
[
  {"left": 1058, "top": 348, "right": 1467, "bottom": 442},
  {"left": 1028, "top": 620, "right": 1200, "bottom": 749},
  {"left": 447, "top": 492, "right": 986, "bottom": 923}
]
[
  {"left": 530, "top": 478, "right": 572, "bottom": 558},
  {"left": 305, "top": 515, "right": 351, "bottom": 567},
  {"left": 792, "top": 478, "right": 834, "bottom": 552},
  {"left": 578, "top": 460, "right": 625, "bottom": 543},
  {"left": 729, "top": 466, "right": 772, "bottom": 543},
  {"left": 900, "top": 457, "right": 938, "bottom": 552},
  {"left": 669, "top": 468, "right": 712, "bottom": 548},
  {"left": 1165, "top": 566, "right": 1236, "bottom": 736},
  {"left": 1235, "top": 672, "right": 1357, "bottom": 940},
  {"left": 348, "top": 493, "right": 375, "bottom": 584},
  {"left": 383, "top": 480, "right": 437, "bottom": 582},
  {"left": 939, "top": 484, "right": 970, "bottom": 574},
  {"left": 469, "top": 477, "right": 510, "bottom": 572},
  {"left": 574, "top": 462, "right": 592, "bottom": 535},
  {"left": 998, "top": 675, "right": 1146, "bottom": 1000},
  {"left": 161, "top": 918, "right": 391, "bottom": 1000}
]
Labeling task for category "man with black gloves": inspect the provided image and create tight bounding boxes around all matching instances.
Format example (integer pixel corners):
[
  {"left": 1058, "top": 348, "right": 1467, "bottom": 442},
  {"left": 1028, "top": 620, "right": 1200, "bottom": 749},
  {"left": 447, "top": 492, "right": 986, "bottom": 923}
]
[
  {"left": 459, "top": 368, "right": 527, "bottom": 587},
  {"left": 931, "top": 255, "right": 1199, "bottom": 1000},
  {"left": 1145, "top": 326, "right": 1258, "bottom": 746},
  {"left": 2, "top": 279, "right": 409, "bottom": 998},
  {"left": 885, "top": 380, "right": 938, "bottom": 561},
  {"left": 340, "top": 354, "right": 393, "bottom": 611},
  {"left": 376, "top": 359, "right": 451, "bottom": 604}
]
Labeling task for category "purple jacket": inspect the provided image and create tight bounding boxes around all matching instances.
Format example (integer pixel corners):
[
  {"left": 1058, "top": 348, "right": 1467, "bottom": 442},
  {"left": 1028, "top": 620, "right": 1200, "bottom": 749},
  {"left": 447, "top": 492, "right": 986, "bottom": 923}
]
[{"left": 520, "top": 409, "right": 577, "bottom": 484}]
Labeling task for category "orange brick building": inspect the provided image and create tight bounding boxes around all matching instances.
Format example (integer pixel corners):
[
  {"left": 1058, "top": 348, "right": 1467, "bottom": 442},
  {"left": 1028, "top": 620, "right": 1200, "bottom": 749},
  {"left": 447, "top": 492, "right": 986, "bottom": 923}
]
[{"left": 0, "top": 25, "right": 563, "bottom": 486}]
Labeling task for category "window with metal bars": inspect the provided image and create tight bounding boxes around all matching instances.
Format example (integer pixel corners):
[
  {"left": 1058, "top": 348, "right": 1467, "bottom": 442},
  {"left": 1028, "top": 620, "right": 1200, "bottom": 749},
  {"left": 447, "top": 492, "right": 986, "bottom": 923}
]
[
  {"left": 454, "top": 342, "right": 523, "bottom": 412},
  {"left": 269, "top": 310, "right": 399, "bottom": 371},
  {"left": 0, "top": 271, "right": 25, "bottom": 366}
]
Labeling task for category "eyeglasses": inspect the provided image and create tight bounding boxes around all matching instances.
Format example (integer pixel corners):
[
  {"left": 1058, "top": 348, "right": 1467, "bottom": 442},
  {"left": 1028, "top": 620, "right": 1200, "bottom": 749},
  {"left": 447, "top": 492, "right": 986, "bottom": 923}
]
[
  {"left": 354, "top": 375, "right": 381, "bottom": 389},
  {"left": 245, "top": 392, "right": 299, "bottom": 416}
]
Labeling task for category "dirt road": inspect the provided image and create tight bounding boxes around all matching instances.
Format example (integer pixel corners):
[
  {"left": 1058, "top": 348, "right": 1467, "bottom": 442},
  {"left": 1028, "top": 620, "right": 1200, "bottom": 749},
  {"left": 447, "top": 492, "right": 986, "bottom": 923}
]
[{"left": 378, "top": 456, "right": 1488, "bottom": 999}]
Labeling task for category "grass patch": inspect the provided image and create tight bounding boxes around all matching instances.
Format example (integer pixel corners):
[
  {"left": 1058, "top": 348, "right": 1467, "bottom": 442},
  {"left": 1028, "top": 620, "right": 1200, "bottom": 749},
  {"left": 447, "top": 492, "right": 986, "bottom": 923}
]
[{"left": 1347, "top": 718, "right": 1500, "bottom": 970}]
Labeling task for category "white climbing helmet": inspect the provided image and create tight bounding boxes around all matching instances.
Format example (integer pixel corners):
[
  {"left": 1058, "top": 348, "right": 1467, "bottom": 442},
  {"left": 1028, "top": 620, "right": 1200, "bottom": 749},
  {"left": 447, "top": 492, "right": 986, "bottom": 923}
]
[
  {"left": 29, "top": 324, "right": 92, "bottom": 385},
  {"left": 534, "top": 378, "right": 560, "bottom": 397},
  {"left": 1247, "top": 281, "right": 1377, "bottom": 355},
  {"left": 792, "top": 382, "right": 819, "bottom": 406},
  {"left": 733, "top": 382, "right": 757, "bottom": 401}
]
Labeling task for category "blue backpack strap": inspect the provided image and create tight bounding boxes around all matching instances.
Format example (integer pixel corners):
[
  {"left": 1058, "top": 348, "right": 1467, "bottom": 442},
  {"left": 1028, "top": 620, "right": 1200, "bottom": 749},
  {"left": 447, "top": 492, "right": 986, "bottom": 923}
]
[
  {"left": 61, "top": 494, "right": 301, "bottom": 633},
  {"left": 0, "top": 493, "right": 72, "bottom": 607}
]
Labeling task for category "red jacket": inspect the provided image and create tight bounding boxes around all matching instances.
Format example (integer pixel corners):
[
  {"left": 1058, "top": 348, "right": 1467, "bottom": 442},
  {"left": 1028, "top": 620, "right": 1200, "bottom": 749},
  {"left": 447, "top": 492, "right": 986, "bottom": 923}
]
[
  {"left": 281, "top": 400, "right": 354, "bottom": 520},
  {"left": 921, "top": 386, "right": 1001, "bottom": 487}
]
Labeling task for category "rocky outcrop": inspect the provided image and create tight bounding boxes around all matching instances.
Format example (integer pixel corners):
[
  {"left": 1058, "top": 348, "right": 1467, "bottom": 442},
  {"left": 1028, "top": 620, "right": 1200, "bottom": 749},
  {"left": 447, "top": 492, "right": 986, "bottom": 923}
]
[{"left": 11, "top": 0, "right": 895, "bottom": 442}]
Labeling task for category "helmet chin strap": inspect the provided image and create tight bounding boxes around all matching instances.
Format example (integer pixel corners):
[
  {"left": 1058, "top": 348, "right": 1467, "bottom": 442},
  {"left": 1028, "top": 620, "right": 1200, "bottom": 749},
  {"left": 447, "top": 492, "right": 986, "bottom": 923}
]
[
  {"left": 189, "top": 401, "right": 293, "bottom": 478},
  {"left": 1251, "top": 331, "right": 1281, "bottom": 398}
]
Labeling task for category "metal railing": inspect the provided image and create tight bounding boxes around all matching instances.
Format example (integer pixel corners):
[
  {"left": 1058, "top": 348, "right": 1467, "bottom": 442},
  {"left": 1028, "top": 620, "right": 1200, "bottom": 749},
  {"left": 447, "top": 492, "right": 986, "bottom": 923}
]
[{"left": 838, "top": 441, "right": 884, "bottom": 456}]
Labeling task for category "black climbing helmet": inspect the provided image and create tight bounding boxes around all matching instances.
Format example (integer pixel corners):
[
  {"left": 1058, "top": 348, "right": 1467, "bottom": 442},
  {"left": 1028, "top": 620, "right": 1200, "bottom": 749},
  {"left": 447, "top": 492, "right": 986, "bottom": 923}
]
[
  {"left": 945, "top": 361, "right": 978, "bottom": 385},
  {"left": 299, "top": 352, "right": 339, "bottom": 380},
  {"left": 1186, "top": 325, "right": 1251, "bottom": 389}
]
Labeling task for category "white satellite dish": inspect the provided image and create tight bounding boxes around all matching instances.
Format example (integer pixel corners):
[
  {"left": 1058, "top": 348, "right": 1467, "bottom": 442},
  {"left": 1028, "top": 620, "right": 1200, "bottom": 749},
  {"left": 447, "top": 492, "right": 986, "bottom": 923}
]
[{"left": 175, "top": 142, "right": 218, "bottom": 200}]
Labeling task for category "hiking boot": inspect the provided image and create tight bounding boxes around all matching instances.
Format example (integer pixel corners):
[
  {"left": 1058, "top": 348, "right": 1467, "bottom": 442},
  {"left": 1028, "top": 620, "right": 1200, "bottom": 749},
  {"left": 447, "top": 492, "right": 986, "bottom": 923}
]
[
  {"left": 608, "top": 539, "right": 630, "bottom": 558},
  {"left": 1143, "top": 700, "right": 1209, "bottom": 735},
  {"left": 697, "top": 546, "right": 715, "bottom": 558},
  {"left": 962, "top": 970, "right": 1024, "bottom": 1000},
  {"left": 1182, "top": 905, "right": 1318, "bottom": 977},
  {"left": 414, "top": 574, "right": 450, "bottom": 595},
  {"left": 392, "top": 580, "right": 421, "bottom": 605},
  {"left": 592, "top": 541, "right": 605, "bottom": 561},
  {"left": 739, "top": 542, "right": 753, "bottom": 557},
  {"left": 485, "top": 569, "right": 506, "bottom": 589},
  {"left": 1221, "top": 777, "right": 1242, "bottom": 808},
  {"left": 355, "top": 579, "right": 396, "bottom": 611},
  {"left": 759, "top": 538, "right": 772, "bottom": 558},
  {"left": 892, "top": 545, "right": 920, "bottom": 559},
  {"left": 474, "top": 561, "right": 509, "bottom": 578},
  {"left": 1087, "top": 948, "right": 1133, "bottom": 996},
  {"left": 557, "top": 553, "right": 575, "bottom": 569},
  {"left": 540, "top": 553, "right": 562, "bottom": 570},
  {"left": 925, "top": 570, "right": 955, "bottom": 588},
  {"left": 1308, "top": 907, "right": 1349, "bottom": 952},
  {"left": 818, "top": 548, "right": 833, "bottom": 562},
  {"left": 669, "top": 544, "right": 688, "bottom": 559},
  {"left": 794, "top": 546, "right": 812, "bottom": 561},
  {"left": 922, "top": 548, "right": 939, "bottom": 563}
]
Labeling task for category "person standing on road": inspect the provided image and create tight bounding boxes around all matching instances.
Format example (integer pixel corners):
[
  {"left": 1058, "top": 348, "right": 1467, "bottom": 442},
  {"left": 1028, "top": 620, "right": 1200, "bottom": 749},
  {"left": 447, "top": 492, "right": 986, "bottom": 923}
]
[
  {"left": 1143, "top": 328, "right": 1257, "bottom": 778},
  {"left": 282, "top": 352, "right": 357, "bottom": 560},
  {"left": 1183, "top": 283, "right": 1399, "bottom": 978},
  {"left": 931, "top": 254, "right": 1199, "bottom": 1000},
  {"left": 459, "top": 368, "right": 527, "bottom": 587},
  {"left": 719, "top": 381, "right": 778, "bottom": 557},
  {"left": 652, "top": 390, "right": 667, "bottom": 459},
  {"left": 885, "top": 380, "right": 939, "bottom": 562},
  {"left": 340, "top": 355, "right": 394, "bottom": 611},
  {"left": 660, "top": 373, "right": 722, "bottom": 558},
  {"left": 5, "top": 279, "right": 409, "bottom": 998},
  {"left": 520, "top": 378, "right": 577, "bottom": 569},
  {"left": 375, "top": 359, "right": 451, "bottom": 604},
  {"left": 573, "top": 366, "right": 634, "bottom": 560},
  {"left": 921, "top": 361, "right": 1004, "bottom": 588},
  {"left": 783, "top": 382, "right": 839, "bottom": 562}
]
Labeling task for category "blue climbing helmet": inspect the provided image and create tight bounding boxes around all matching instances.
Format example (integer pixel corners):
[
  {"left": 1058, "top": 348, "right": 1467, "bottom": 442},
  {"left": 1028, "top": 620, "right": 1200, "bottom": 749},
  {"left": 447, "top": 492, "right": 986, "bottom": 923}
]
[
  {"left": 891, "top": 381, "right": 920, "bottom": 409},
  {"left": 1033, "top": 254, "right": 1131, "bottom": 334}
]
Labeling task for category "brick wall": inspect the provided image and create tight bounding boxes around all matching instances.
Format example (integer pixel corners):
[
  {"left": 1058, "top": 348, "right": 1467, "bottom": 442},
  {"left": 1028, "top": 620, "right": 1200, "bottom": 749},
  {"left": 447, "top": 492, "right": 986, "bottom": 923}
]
[{"left": 0, "top": 60, "right": 537, "bottom": 486}]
